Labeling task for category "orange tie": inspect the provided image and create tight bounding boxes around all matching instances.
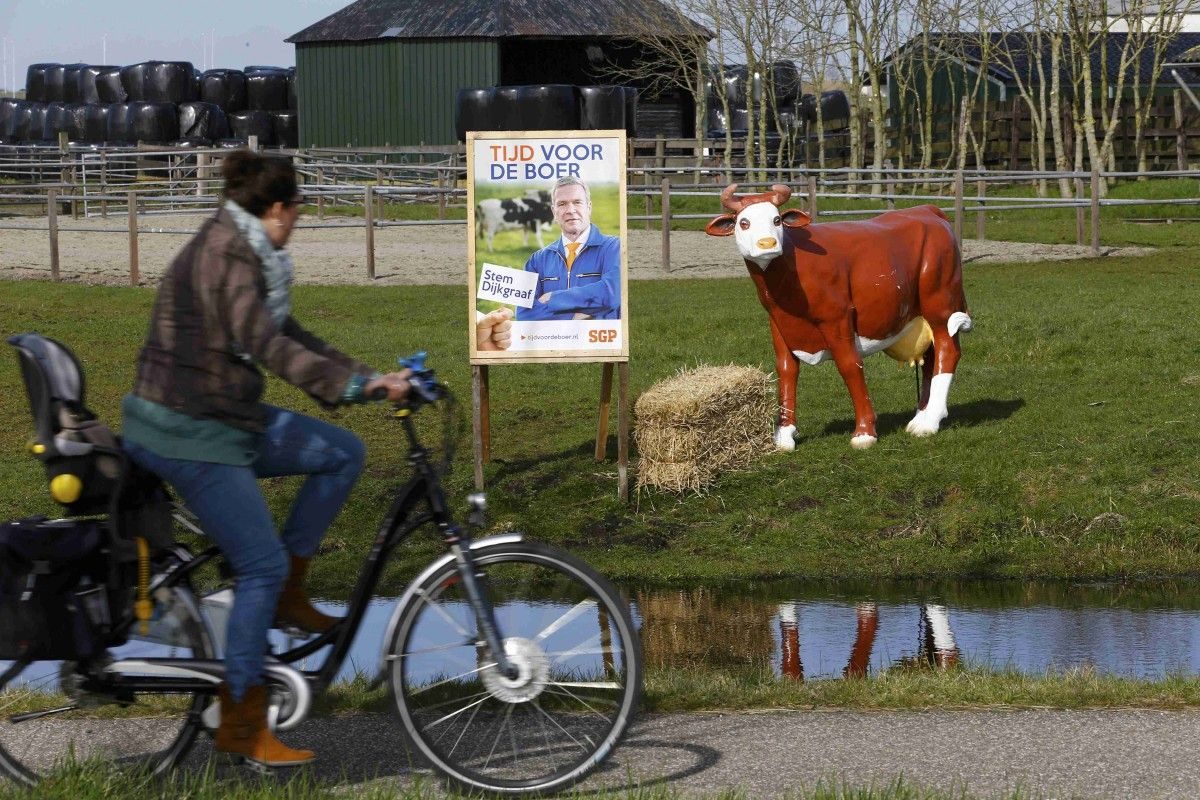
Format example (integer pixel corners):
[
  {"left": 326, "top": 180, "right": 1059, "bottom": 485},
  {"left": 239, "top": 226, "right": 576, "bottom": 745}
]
[{"left": 565, "top": 242, "right": 581, "bottom": 270}]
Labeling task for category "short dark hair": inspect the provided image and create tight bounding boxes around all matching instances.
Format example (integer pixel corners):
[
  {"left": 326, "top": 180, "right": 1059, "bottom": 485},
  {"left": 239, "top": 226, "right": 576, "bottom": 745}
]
[{"left": 221, "top": 150, "right": 298, "bottom": 217}]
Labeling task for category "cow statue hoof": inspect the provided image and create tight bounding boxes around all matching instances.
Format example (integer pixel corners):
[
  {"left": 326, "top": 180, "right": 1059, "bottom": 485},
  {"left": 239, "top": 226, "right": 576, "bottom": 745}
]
[
  {"left": 850, "top": 433, "right": 878, "bottom": 449},
  {"left": 774, "top": 424, "right": 797, "bottom": 451},
  {"left": 905, "top": 410, "right": 946, "bottom": 438}
]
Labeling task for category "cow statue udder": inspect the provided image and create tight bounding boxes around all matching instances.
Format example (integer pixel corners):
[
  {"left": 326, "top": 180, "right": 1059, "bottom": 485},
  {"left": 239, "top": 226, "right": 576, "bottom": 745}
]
[{"left": 706, "top": 183, "right": 972, "bottom": 450}]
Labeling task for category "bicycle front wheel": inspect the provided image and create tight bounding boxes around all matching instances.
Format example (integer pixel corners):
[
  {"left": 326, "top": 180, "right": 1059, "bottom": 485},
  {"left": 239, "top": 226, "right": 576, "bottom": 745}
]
[
  {"left": 0, "top": 584, "right": 214, "bottom": 785},
  {"left": 386, "top": 540, "right": 642, "bottom": 795}
]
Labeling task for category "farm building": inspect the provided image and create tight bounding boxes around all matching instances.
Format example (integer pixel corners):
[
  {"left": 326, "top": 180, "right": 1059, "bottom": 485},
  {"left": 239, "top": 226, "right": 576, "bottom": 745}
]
[{"left": 286, "top": 0, "right": 711, "bottom": 148}]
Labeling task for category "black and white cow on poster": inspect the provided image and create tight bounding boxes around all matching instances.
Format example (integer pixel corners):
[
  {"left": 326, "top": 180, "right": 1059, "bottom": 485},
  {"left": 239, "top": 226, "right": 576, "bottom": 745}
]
[{"left": 476, "top": 190, "right": 554, "bottom": 251}]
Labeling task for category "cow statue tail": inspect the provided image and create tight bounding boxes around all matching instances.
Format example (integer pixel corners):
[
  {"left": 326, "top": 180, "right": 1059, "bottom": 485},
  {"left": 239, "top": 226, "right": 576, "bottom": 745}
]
[{"left": 947, "top": 311, "right": 972, "bottom": 337}]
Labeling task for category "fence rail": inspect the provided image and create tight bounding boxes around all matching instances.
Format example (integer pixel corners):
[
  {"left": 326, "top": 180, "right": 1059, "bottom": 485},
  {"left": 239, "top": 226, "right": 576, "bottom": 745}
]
[{"left": 3, "top": 141, "right": 1197, "bottom": 282}]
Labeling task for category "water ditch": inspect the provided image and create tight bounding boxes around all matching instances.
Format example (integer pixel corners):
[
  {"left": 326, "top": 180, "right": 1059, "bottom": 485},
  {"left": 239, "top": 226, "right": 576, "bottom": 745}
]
[{"left": 295, "top": 578, "right": 1200, "bottom": 685}]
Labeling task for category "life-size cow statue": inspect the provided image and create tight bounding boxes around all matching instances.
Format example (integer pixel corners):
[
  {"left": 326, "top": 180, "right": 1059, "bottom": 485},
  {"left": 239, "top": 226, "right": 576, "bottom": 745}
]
[{"left": 706, "top": 184, "right": 972, "bottom": 450}]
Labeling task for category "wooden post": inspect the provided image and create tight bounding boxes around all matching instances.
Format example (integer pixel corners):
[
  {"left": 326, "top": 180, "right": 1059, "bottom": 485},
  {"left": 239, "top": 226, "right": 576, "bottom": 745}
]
[
  {"left": 885, "top": 169, "right": 895, "bottom": 211},
  {"left": 975, "top": 178, "right": 986, "bottom": 241},
  {"left": 100, "top": 151, "right": 108, "bottom": 219},
  {"left": 471, "top": 365, "right": 490, "bottom": 491},
  {"left": 47, "top": 189, "right": 60, "bottom": 281},
  {"left": 660, "top": 177, "right": 671, "bottom": 272},
  {"left": 1075, "top": 176, "right": 1086, "bottom": 245},
  {"left": 643, "top": 169, "right": 652, "bottom": 231},
  {"left": 437, "top": 168, "right": 446, "bottom": 220},
  {"left": 317, "top": 167, "right": 325, "bottom": 221},
  {"left": 655, "top": 135, "right": 665, "bottom": 170},
  {"left": 1090, "top": 166, "right": 1101, "bottom": 257},
  {"left": 596, "top": 364, "right": 614, "bottom": 460},
  {"left": 480, "top": 366, "right": 491, "bottom": 462},
  {"left": 952, "top": 170, "right": 964, "bottom": 243},
  {"left": 127, "top": 191, "right": 139, "bottom": 285},
  {"left": 364, "top": 185, "right": 376, "bottom": 280},
  {"left": 807, "top": 173, "right": 818, "bottom": 220},
  {"left": 197, "top": 153, "right": 210, "bottom": 197},
  {"left": 617, "top": 362, "right": 630, "bottom": 503},
  {"left": 248, "top": 135, "right": 259, "bottom": 152},
  {"left": 1175, "top": 90, "right": 1187, "bottom": 171}
]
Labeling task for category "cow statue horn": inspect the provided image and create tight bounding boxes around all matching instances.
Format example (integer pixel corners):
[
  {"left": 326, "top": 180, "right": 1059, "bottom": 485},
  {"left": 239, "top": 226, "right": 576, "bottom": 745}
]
[
  {"left": 720, "top": 183, "right": 749, "bottom": 213},
  {"left": 769, "top": 184, "right": 792, "bottom": 207}
]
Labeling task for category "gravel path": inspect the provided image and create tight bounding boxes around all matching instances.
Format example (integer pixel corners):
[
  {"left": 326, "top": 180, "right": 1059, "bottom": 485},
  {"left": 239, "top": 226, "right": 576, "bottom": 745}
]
[{"left": 0, "top": 214, "right": 1154, "bottom": 287}]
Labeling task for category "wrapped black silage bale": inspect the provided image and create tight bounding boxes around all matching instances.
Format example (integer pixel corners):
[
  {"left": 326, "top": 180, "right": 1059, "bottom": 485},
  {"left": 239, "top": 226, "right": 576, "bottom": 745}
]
[
  {"left": 623, "top": 87, "right": 638, "bottom": 138},
  {"left": 96, "top": 68, "right": 127, "bottom": 103},
  {"left": 61, "top": 64, "right": 90, "bottom": 103},
  {"left": 178, "top": 101, "right": 230, "bottom": 143},
  {"left": 454, "top": 87, "right": 494, "bottom": 141},
  {"left": 705, "top": 104, "right": 728, "bottom": 136},
  {"left": 243, "top": 65, "right": 283, "bottom": 73},
  {"left": 522, "top": 85, "right": 579, "bottom": 130},
  {"left": 67, "top": 103, "right": 108, "bottom": 142},
  {"left": 200, "top": 69, "right": 248, "bottom": 112},
  {"left": 491, "top": 86, "right": 523, "bottom": 131},
  {"left": 43, "top": 65, "right": 68, "bottom": 102},
  {"left": 579, "top": 86, "right": 625, "bottom": 131},
  {"left": 130, "top": 102, "right": 180, "bottom": 143},
  {"left": 24, "top": 104, "right": 48, "bottom": 143},
  {"left": 120, "top": 63, "right": 150, "bottom": 101},
  {"left": 287, "top": 67, "right": 297, "bottom": 110},
  {"left": 0, "top": 99, "right": 20, "bottom": 140},
  {"left": 144, "top": 61, "right": 197, "bottom": 103},
  {"left": 246, "top": 69, "right": 289, "bottom": 111},
  {"left": 820, "top": 90, "right": 849, "bottom": 122},
  {"left": 106, "top": 103, "right": 136, "bottom": 144},
  {"left": 78, "top": 65, "right": 119, "bottom": 105},
  {"left": 770, "top": 61, "right": 802, "bottom": 109},
  {"left": 229, "top": 110, "right": 274, "bottom": 146},
  {"left": 216, "top": 137, "right": 248, "bottom": 149},
  {"left": 42, "top": 102, "right": 73, "bottom": 140},
  {"left": 25, "top": 64, "right": 59, "bottom": 103},
  {"left": 271, "top": 110, "right": 298, "bottom": 148},
  {"left": 720, "top": 65, "right": 748, "bottom": 109}
]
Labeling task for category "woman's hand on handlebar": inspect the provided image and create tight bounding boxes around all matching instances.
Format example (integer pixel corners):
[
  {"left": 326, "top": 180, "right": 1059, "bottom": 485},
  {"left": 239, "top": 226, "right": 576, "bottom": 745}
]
[{"left": 365, "top": 369, "right": 413, "bottom": 403}]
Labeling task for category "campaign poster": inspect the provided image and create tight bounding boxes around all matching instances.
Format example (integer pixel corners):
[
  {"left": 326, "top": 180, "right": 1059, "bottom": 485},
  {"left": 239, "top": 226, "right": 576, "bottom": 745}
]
[{"left": 467, "top": 130, "right": 629, "bottom": 364}]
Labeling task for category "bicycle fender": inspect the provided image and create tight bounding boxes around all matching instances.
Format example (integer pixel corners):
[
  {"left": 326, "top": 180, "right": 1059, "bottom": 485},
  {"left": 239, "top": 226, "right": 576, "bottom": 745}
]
[{"left": 378, "top": 534, "right": 524, "bottom": 673}]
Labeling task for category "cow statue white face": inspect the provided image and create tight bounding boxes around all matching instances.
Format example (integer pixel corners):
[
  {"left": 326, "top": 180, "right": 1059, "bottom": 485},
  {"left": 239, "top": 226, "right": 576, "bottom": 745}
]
[{"left": 704, "top": 183, "right": 811, "bottom": 268}]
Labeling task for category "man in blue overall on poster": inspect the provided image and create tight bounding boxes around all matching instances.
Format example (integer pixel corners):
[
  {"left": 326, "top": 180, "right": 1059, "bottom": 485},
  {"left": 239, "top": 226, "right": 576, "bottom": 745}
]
[{"left": 517, "top": 176, "right": 620, "bottom": 321}]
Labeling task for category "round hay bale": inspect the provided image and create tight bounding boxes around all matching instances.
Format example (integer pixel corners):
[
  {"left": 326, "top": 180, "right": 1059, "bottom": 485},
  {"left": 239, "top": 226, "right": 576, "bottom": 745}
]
[{"left": 635, "top": 365, "right": 774, "bottom": 494}]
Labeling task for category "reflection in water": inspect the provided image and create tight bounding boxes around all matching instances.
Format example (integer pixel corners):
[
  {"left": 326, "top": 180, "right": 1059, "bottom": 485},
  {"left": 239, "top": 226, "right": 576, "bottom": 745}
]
[
  {"left": 776, "top": 601, "right": 959, "bottom": 681},
  {"left": 199, "top": 580, "right": 1200, "bottom": 684}
]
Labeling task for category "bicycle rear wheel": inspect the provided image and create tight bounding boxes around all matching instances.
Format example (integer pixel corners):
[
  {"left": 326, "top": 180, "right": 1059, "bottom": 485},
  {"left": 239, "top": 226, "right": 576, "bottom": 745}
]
[
  {"left": 0, "top": 585, "right": 214, "bottom": 785},
  {"left": 386, "top": 540, "right": 641, "bottom": 795}
]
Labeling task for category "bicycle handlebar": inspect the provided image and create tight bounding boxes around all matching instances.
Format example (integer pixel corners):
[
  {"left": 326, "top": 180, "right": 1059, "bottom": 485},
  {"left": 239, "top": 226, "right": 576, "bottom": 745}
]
[{"left": 368, "top": 351, "right": 444, "bottom": 407}]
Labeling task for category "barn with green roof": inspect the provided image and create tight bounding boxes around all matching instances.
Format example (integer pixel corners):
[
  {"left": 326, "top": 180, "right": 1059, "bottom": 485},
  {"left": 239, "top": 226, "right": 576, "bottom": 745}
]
[{"left": 287, "top": 0, "right": 711, "bottom": 148}]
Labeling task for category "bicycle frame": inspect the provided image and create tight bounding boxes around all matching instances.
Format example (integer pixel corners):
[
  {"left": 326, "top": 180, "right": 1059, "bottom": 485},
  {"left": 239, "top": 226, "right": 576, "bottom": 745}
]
[{"left": 104, "top": 403, "right": 519, "bottom": 703}]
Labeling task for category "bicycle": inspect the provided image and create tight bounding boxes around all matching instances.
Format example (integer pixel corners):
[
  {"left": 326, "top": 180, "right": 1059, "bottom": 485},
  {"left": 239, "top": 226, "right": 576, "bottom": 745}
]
[{"left": 0, "top": 337, "right": 643, "bottom": 795}]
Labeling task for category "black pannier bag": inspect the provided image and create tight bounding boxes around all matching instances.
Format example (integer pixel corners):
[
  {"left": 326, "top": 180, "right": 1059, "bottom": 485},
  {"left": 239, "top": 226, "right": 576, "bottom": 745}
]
[{"left": 0, "top": 517, "right": 108, "bottom": 660}]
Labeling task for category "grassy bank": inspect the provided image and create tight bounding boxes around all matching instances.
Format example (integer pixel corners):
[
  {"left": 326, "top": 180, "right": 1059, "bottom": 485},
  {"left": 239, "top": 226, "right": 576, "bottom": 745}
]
[
  {"left": 0, "top": 762, "right": 1042, "bottom": 800},
  {"left": 2, "top": 247, "right": 1200, "bottom": 594}
]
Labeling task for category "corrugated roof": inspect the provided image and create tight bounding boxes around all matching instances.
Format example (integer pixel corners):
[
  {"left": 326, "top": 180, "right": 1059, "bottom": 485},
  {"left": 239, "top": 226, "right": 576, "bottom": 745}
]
[{"left": 287, "top": 0, "right": 713, "bottom": 43}]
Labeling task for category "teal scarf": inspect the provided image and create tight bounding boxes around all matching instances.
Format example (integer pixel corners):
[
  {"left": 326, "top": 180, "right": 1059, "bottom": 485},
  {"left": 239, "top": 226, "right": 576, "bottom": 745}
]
[{"left": 224, "top": 200, "right": 294, "bottom": 327}]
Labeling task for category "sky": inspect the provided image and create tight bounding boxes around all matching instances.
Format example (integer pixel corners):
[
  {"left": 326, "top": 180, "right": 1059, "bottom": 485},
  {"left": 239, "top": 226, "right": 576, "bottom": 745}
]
[{"left": 0, "top": 0, "right": 349, "bottom": 93}]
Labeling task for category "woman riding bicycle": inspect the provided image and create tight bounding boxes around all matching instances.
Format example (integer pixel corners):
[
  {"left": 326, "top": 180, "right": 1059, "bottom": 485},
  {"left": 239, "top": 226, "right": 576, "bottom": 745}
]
[{"left": 121, "top": 150, "right": 410, "bottom": 769}]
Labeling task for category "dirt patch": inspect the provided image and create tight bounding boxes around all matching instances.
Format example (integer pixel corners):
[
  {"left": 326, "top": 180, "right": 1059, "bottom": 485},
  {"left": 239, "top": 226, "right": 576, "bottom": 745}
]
[{"left": 0, "top": 213, "right": 1155, "bottom": 287}]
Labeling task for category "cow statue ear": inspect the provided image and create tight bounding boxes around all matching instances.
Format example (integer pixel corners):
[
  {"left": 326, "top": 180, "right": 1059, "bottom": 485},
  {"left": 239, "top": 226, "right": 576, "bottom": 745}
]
[
  {"left": 705, "top": 214, "right": 737, "bottom": 237},
  {"left": 780, "top": 209, "right": 811, "bottom": 229}
]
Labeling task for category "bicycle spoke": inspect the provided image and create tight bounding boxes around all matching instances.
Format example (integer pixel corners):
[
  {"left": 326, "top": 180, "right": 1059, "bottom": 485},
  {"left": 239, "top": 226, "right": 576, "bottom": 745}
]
[
  {"left": 415, "top": 589, "right": 473, "bottom": 638},
  {"left": 482, "top": 703, "right": 516, "bottom": 771},
  {"left": 445, "top": 695, "right": 486, "bottom": 757},
  {"left": 408, "top": 662, "right": 497, "bottom": 697},
  {"left": 542, "top": 685, "right": 614, "bottom": 718},
  {"left": 386, "top": 640, "right": 472, "bottom": 660},
  {"left": 535, "top": 599, "right": 597, "bottom": 642},
  {"left": 530, "top": 699, "right": 590, "bottom": 753},
  {"left": 426, "top": 693, "right": 491, "bottom": 731},
  {"left": 547, "top": 633, "right": 603, "bottom": 663}
]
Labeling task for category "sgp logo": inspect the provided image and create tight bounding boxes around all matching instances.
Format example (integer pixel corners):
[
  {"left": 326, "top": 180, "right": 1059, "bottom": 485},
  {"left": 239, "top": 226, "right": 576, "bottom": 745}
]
[{"left": 588, "top": 329, "right": 618, "bottom": 343}]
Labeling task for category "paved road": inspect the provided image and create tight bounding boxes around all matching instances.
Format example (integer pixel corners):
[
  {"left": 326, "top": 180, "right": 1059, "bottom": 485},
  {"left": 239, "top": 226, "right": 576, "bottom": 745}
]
[{"left": 190, "top": 708, "right": 1200, "bottom": 798}]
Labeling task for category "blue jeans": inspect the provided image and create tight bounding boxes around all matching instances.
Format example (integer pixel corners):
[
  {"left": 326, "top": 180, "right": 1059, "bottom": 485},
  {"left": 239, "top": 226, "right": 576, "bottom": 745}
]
[{"left": 122, "top": 405, "right": 365, "bottom": 700}]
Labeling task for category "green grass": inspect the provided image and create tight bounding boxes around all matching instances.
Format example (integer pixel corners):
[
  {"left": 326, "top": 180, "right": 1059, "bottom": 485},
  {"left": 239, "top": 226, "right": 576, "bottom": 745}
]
[
  {"left": 3, "top": 247, "right": 1200, "bottom": 594},
  {"left": 0, "top": 761, "right": 1043, "bottom": 800}
]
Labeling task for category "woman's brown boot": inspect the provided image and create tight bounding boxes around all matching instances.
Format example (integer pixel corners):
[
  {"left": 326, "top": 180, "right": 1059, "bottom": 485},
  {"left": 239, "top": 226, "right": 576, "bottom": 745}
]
[
  {"left": 274, "top": 555, "right": 339, "bottom": 634},
  {"left": 214, "top": 683, "right": 315, "bottom": 767}
]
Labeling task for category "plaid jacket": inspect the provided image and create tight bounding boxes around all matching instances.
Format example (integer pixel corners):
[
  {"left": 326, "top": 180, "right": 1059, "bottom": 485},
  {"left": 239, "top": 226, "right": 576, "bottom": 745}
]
[{"left": 130, "top": 209, "right": 372, "bottom": 433}]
